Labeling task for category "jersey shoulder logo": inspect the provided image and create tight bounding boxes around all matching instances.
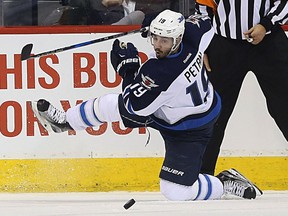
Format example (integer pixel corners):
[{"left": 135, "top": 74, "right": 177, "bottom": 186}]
[
  {"left": 187, "top": 14, "right": 210, "bottom": 27},
  {"left": 141, "top": 74, "right": 159, "bottom": 90}
]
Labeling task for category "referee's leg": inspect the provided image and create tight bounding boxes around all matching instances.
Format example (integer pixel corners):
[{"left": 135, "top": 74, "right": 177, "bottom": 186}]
[
  {"left": 253, "top": 29, "right": 288, "bottom": 140},
  {"left": 201, "top": 35, "right": 249, "bottom": 175}
]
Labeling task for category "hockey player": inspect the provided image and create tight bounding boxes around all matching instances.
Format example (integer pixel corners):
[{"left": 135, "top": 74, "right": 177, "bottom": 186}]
[{"left": 31, "top": 10, "right": 262, "bottom": 201}]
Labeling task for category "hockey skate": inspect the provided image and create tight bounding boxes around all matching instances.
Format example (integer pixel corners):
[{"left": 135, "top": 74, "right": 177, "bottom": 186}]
[
  {"left": 29, "top": 99, "right": 73, "bottom": 133},
  {"left": 216, "top": 168, "right": 263, "bottom": 199}
]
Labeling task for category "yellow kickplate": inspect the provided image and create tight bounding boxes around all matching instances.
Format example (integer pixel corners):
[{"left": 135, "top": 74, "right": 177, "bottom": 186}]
[{"left": 0, "top": 157, "right": 287, "bottom": 192}]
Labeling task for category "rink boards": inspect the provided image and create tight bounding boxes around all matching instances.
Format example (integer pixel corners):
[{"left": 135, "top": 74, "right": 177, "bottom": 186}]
[
  {"left": 0, "top": 157, "right": 287, "bottom": 192},
  {"left": 0, "top": 25, "right": 287, "bottom": 192}
]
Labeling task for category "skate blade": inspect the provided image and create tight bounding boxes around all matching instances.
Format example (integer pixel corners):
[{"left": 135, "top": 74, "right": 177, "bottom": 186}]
[
  {"left": 230, "top": 168, "right": 263, "bottom": 196},
  {"left": 29, "top": 101, "right": 53, "bottom": 132}
]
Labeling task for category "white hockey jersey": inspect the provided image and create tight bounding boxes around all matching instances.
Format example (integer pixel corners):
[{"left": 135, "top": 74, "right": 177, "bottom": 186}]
[{"left": 122, "top": 15, "right": 221, "bottom": 131}]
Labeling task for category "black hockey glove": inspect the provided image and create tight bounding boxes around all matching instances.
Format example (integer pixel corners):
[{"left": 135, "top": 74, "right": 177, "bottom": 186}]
[{"left": 110, "top": 39, "right": 140, "bottom": 78}]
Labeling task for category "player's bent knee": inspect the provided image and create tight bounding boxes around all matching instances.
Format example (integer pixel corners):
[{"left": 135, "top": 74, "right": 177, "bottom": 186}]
[{"left": 160, "top": 179, "right": 199, "bottom": 201}]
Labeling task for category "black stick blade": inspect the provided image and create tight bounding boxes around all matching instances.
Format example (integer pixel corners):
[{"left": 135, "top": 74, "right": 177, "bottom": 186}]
[{"left": 21, "top": 44, "right": 33, "bottom": 61}]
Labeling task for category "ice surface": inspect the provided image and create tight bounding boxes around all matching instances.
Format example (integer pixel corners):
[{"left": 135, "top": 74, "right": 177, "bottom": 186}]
[{"left": 0, "top": 191, "right": 287, "bottom": 216}]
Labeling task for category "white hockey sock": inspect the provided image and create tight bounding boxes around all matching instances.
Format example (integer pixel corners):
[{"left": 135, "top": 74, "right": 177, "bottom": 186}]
[
  {"left": 194, "top": 174, "right": 224, "bottom": 200},
  {"left": 66, "top": 94, "right": 121, "bottom": 130},
  {"left": 160, "top": 174, "right": 223, "bottom": 201}
]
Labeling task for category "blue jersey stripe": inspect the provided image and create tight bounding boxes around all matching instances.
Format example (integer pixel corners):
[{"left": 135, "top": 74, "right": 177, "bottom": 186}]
[{"left": 152, "top": 92, "right": 221, "bottom": 130}]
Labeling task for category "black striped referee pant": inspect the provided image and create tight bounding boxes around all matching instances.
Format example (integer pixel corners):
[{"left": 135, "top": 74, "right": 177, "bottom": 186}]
[{"left": 201, "top": 26, "right": 288, "bottom": 175}]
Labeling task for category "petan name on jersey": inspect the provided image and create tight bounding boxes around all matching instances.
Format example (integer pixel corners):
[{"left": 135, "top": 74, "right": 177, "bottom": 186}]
[{"left": 183, "top": 51, "right": 203, "bottom": 83}]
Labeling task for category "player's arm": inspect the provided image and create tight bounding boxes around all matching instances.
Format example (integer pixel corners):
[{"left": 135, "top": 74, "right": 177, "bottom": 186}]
[
  {"left": 185, "top": 14, "right": 214, "bottom": 53},
  {"left": 185, "top": 13, "right": 215, "bottom": 72},
  {"left": 121, "top": 61, "right": 166, "bottom": 116},
  {"left": 110, "top": 39, "right": 164, "bottom": 116}
]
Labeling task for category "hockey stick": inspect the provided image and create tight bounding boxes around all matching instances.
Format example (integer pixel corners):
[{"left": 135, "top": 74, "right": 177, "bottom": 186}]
[{"left": 21, "top": 27, "right": 148, "bottom": 61}]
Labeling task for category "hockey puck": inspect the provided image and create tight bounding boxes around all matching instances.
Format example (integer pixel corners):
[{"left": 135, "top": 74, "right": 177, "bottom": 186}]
[{"left": 123, "top": 198, "right": 136, "bottom": 210}]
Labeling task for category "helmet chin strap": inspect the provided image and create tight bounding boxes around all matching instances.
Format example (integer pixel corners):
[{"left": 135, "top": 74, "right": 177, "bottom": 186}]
[{"left": 168, "top": 36, "right": 183, "bottom": 56}]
